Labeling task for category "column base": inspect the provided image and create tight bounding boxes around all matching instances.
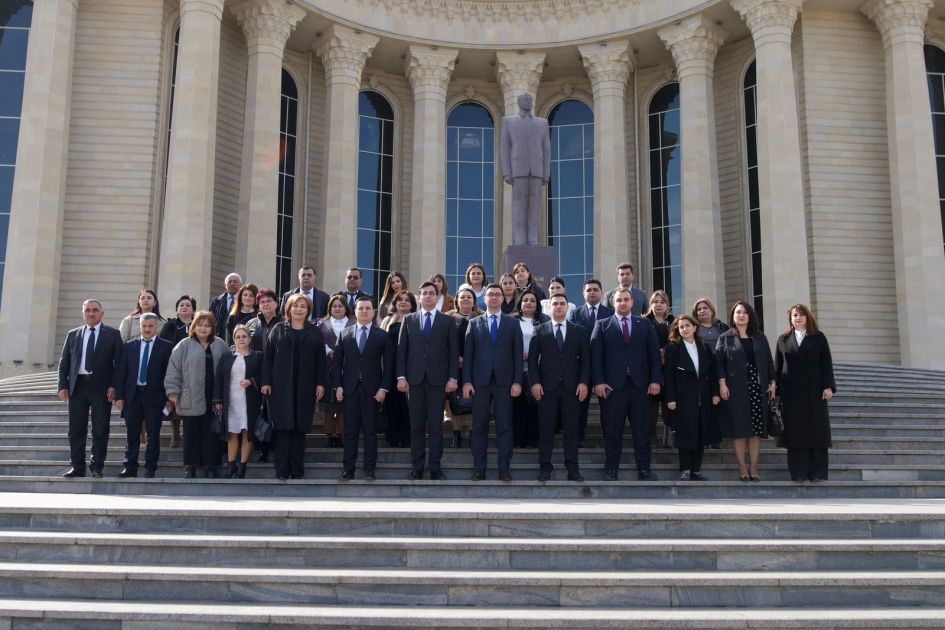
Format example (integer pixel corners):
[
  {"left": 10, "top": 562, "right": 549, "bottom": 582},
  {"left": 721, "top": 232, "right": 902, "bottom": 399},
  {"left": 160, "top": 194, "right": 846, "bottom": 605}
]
[{"left": 504, "top": 245, "right": 558, "bottom": 290}]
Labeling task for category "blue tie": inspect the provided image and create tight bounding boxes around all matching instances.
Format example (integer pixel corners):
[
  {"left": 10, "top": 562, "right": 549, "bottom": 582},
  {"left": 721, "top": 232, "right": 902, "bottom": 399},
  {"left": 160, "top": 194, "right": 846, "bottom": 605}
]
[
  {"left": 359, "top": 326, "right": 368, "bottom": 353},
  {"left": 490, "top": 315, "right": 498, "bottom": 346},
  {"left": 423, "top": 312, "right": 432, "bottom": 341},
  {"left": 139, "top": 339, "right": 151, "bottom": 384}
]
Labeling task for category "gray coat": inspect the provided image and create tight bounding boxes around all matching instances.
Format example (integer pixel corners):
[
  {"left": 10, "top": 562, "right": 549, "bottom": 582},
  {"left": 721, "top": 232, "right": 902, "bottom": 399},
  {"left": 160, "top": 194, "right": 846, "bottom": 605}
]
[
  {"left": 500, "top": 114, "right": 551, "bottom": 180},
  {"left": 164, "top": 336, "right": 229, "bottom": 417}
]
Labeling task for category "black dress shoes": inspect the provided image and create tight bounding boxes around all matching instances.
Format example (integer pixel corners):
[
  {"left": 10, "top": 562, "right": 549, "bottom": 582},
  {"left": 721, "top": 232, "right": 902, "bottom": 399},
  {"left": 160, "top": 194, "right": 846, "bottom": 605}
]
[
  {"left": 567, "top": 471, "right": 584, "bottom": 482},
  {"left": 339, "top": 470, "right": 354, "bottom": 481},
  {"left": 794, "top": 477, "right": 806, "bottom": 482},
  {"left": 470, "top": 470, "right": 486, "bottom": 481},
  {"left": 62, "top": 468, "right": 85, "bottom": 478},
  {"left": 205, "top": 467, "right": 217, "bottom": 479},
  {"left": 578, "top": 440, "right": 585, "bottom": 448},
  {"left": 258, "top": 452, "right": 269, "bottom": 463},
  {"left": 451, "top": 431, "right": 462, "bottom": 448},
  {"left": 144, "top": 469, "right": 156, "bottom": 478},
  {"left": 603, "top": 470, "right": 618, "bottom": 481},
  {"left": 364, "top": 470, "right": 376, "bottom": 481},
  {"left": 537, "top": 471, "right": 551, "bottom": 482},
  {"left": 637, "top": 470, "right": 658, "bottom": 481},
  {"left": 408, "top": 470, "right": 423, "bottom": 480},
  {"left": 118, "top": 469, "right": 137, "bottom": 478},
  {"left": 184, "top": 466, "right": 196, "bottom": 478},
  {"left": 90, "top": 470, "right": 103, "bottom": 478},
  {"left": 809, "top": 477, "right": 822, "bottom": 483},
  {"left": 498, "top": 470, "right": 513, "bottom": 482},
  {"left": 430, "top": 470, "right": 447, "bottom": 481}
]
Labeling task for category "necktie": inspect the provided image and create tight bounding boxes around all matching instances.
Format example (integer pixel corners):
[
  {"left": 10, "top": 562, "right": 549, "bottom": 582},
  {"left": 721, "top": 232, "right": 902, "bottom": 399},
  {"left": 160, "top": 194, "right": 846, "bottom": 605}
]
[
  {"left": 590, "top": 307, "right": 596, "bottom": 327},
  {"left": 139, "top": 339, "right": 151, "bottom": 384},
  {"left": 84, "top": 327, "right": 96, "bottom": 373},
  {"left": 621, "top": 317, "right": 630, "bottom": 345},
  {"left": 359, "top": 326, "right": 368, "bottom": 353},
  {"left": 227, "top": 296, "right": 234, "bottom": 312},
  {"left": 348, "top": 294, "right": 356, "bottom": 310},
  {"left": 555, "top": 323, "right": 564, "bottom": 351},
  {"left": 490, "top": 315, "right": 498, "bottom": 346},
  {"left": 424, "top": 312, "right": 432, "bottom": 341}
]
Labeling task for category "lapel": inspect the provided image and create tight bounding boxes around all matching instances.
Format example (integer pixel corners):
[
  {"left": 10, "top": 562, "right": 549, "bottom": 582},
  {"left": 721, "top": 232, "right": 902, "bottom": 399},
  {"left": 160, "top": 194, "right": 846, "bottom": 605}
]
[
  {"left": 677, "top": 342, "right": 697, "bottom": 375},
  {"left": 784, "top": 332, "right": 799, "bottom": 356},
  {"left": 728, "top": 332, "right": 745, "bottom": 356},
  {"left": 130, "top": 338, "right": 141, "bottom": 374},
  {"left": 799, "top": 332, "right": 818, "bottom": 355}
]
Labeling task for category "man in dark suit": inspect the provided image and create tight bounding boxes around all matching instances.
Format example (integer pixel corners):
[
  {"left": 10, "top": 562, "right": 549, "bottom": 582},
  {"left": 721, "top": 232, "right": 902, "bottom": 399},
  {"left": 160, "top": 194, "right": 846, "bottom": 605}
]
[
  {"left": 462, "top": 284, "right": 524, "bottom": 481},
  {"left": 115, "top": 313, "right": 174, "bottom": 478},
  {"left": 568, "top": 278, "right": 615, "bottom": 446},
  {"left": 590, "top": 287, "right": 662, "bottom": 481},
  {"left": 530, "top": 293, "right": 590, "bottom": 482},
  {"left": 396, "top": 281, "right": 459, "bottom": 480},
  {"left": 209, "top": 272, "right": 242, "bottom": 339},
  {"left": 332, "top": 267, "right": 374, "bottom": 313},
  {"left": 602, "top": 263, "right": 647, "bottom": 317},
  {"left": 333, "top": 297, "right": 394, "bottom": 481},
  {"left": 57, "top": 299, "right": 124, "bottom": 478},
  {"left": 281, "top": 266, "right": 329, "bottom": 322}
]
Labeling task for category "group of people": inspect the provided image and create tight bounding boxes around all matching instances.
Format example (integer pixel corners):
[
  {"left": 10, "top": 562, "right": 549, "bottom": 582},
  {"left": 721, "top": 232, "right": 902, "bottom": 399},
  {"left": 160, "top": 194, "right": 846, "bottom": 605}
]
[{"left": 56, "top": 261, "right": 836, "bottom": 483}]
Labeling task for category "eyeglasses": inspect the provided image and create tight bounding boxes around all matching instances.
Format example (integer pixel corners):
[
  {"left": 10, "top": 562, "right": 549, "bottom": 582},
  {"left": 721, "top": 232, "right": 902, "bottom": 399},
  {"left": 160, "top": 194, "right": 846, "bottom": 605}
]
[
  {"left": 419, "top": 291, "right": 437, "bottom": 297},
  {"left": 485, "top": 293, "right": 503, "bottom": 299}
]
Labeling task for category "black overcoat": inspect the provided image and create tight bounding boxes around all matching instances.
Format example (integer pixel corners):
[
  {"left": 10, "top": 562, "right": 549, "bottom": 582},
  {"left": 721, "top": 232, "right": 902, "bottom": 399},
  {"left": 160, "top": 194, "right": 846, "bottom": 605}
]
[
  {"left": 715, "top": 330, "right": 776, "bottom": 439},
  {"left": 262, "top": 322, "right": 326, "bottom": 433},
  {"left": 213, "top": 350, "right": 264, "bottom": 430},
  {"left": 662, "top": 341, "right": 721, "bottom": 450},
  {"left": 775, "top": 332, "right": 836, "bottom": 448}
]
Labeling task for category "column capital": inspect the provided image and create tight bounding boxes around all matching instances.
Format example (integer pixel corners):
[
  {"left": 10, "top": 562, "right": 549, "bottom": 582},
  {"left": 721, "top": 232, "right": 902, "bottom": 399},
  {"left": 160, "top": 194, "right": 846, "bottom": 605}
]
[
  {"left": 862, "top": 0, "right": 932, "bottom": 45},
  {"left": 404, "top": 46, "right": 459, "bottom": 93},
  {"left": 731, "top": 0, "right": 804, "bottom": 37},
  {"left": 658, "top": 15, "right": 728, "bottom": 78},
  {"left": 313, "top": 24, "right": 380, "bottom": 84},
  {"left": 579, "top": 40, "right": 634, "bottom": 91},
  {"left": 495, "top": 51, "right": 546, "bottom": 96},
  {"left": 230, "top": 0, "right": 306, "bottom": 49}
]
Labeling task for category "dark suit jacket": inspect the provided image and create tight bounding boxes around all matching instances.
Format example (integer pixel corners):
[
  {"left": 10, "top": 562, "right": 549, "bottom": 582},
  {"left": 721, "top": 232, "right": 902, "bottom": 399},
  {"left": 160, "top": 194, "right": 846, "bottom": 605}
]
[
  {"left": 568, "top": 303, "right": 615, "bottom": 336},
  {"left": 396, "top": 310, "right": 459, "bottom": 386},
  {"left": 281, "top": 287, "right": 330, "bottom": 321},
  {"left": 332, "top": 323, "right": 394, "bottom": 395},
  {"left": 115, "top": 337, "right": 173, "bottom": 408},
  {"left": 527, "top": 321, "right": 590, "bottom": 392},
  {"left": 462, "top": 312, "right": 524, "bottom": 387},
  {"left": 209, "top": 292, "right": 237, "bottom": 339},
  {"left": 331, "top": 289, "right": 374, "bottom": 310},
  {"left": 590, "top": 314, "right": 662, "bottom": 391},
  {"left": 58, "top": 324, "right": 124, "bottom": 395},
  {"left": 602, "top": 286, "right": 647, "bottom": 316}
]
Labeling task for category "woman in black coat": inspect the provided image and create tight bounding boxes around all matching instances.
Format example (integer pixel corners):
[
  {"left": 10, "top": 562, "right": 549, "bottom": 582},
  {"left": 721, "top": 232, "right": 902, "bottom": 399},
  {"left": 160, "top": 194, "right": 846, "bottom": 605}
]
[
  {"left": 260, "top": 293, "right": 326, "bottom": 480},
  {"left": 775, "top": 303, "right": 837, "bottom": 482},
  {"left": 715, "top": 300, "right": 776, "bottom": 482},
  {"left": 381, "top": 290, "right": 417, "bottom": 448},
  {"left": 663, "top": 315, "right": 720, "bottom": 480},
  {"left": 512, "top": 290, "right": 550, "bottom": 449}
]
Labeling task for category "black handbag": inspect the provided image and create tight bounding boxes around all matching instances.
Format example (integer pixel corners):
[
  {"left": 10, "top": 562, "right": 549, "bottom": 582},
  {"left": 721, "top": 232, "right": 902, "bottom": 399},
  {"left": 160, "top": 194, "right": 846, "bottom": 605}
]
[
  {"left": 253, "top": 396, "right": 273, "bottom": 443},
  {"left": 211, "top": 408, "right": 224, "bottom": 434},
  {"left": 767, "top": 399, "right": 784, "bottom": 438},
  {"left": 376, "top": 401, "right": 389, "bottom": 433},
  {"left": 523, "top": 371, "right": 538, "bottom": 405},
  {"left": 449, "top": 390, "right": 473, "bottom": 416}
]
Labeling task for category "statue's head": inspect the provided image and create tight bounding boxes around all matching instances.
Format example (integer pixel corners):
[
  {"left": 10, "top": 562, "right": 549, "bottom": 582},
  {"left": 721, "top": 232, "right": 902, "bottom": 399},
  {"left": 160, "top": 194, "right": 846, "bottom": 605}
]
[{"left": 517, "top": 92, "right": 534, "bottom": 112}]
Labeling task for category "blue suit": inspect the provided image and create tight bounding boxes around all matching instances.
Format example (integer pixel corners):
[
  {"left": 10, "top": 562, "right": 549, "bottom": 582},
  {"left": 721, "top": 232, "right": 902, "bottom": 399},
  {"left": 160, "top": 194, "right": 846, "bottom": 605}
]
[
  {"left": 568, "top": 303, "right": 615, "bottom": 441},
  {"left": 116, "top": 336, "right": 173, "bottom": 473},
  {"left": 590, "top": 314, "right": 662, "bottom": 473},
  {"left": 462, "top": 312, "right": 523, "bottom": 473}
]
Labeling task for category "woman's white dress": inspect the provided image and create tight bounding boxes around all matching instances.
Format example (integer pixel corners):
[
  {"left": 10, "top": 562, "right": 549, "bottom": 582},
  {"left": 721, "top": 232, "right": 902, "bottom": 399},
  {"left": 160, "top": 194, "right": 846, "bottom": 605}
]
[{"left": 227, "top": 354, "right": 248, "bottom": 433}]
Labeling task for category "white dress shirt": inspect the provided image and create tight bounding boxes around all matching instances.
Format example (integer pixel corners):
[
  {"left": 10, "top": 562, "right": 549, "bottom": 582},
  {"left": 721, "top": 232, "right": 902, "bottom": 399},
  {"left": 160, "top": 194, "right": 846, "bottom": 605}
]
[
  {"left": 78, "top": 323, "right": 101, "bottom": 375},
  {"left": 683, "top": 339, "right": 700, "bottom": 373},
  {"left": 794, "top": 329, "right": 807, "bottom": 347},
  {"left": 552, "top": 320, "right": 568, "bottom": 343},
  {"left": 326, "top": 316, "right": 347, "bottom": 356}
]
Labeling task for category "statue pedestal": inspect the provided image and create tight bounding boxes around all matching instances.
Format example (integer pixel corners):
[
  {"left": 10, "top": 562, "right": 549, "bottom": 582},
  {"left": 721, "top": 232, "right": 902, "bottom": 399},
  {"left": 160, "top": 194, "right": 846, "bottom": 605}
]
[{"left": 504, "top": 245, "right": 558, "bottom": 292}]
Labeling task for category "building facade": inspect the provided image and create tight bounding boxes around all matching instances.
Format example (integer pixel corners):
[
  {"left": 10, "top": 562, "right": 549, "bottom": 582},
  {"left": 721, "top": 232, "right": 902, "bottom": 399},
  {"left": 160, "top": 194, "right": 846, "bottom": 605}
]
[{"left": 0, "top": 0, "right": 944, "bottom": 376}]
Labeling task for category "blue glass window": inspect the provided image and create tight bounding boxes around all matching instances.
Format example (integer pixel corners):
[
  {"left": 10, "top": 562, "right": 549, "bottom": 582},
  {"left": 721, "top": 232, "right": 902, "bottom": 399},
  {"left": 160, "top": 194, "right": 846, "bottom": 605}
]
[
  {"left": 0, "top": 0, "right": 33, "bottom": 305},
  {"left": 744, "top": 61, "right": 763, "bottom": 328},
  {"left": 648, "top": 83, "right": 682, "bottom": 313},
  {"left": 276, "top": 69, "right": 298, "bottom": 296},
  {"left": 547, "top": 99, "right": 594, "bottom": 289},
  {"left": 357, "top": 90, "right": 395, "bottom": 297},
  {"left": 925, "top": 45, "right": 945, "bottom": 254},
  {"left": 446, "top": 102, "right": 495, "bottom": 291}
]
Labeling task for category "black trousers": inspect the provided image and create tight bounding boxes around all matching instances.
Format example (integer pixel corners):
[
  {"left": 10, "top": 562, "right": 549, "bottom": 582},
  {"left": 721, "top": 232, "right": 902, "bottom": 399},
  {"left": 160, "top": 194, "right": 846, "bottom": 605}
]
[
  {"left": 385, "top": 388, "right": 410, "bottom": 447},
  {"left": 273, "top": 428, "right": 306, "bottom": 478},
  {"left": 512, "top": 382, "right": 539, "bottom": 448},
  {"left": 678, "top": 414, "right": 705, "bottom": 473},
  {"left": 578, "top": 392, "right": 592, "bottom": 442},
  {"left": 407, "top": 380, "right": 446, "bottom": 473},
  {"left": 600, "top": 383, "right": 651, "bottom": 472},
  {"left": 649, "top": 400, "right": 669, "bottom": 440},
  {"left": 123, "top": 392, "right": 164, "bottom": 472},
  {"left": 471, "top": 377, "right": 514, "bottom": 472},
  {"left": 67, "top": 377, "right": 112, "bottom": 472},
  {"left": 343, "top": 383, "right": 378, "bottom": 473},
  {"left": 537, "top": 383, "right": 580, "bottom": 474},
  {"left": 182, "top": 411, "right": 217, "bottom": 468},
  {"left": 787, "top": 447, "right": 829, "bottom": 480}
]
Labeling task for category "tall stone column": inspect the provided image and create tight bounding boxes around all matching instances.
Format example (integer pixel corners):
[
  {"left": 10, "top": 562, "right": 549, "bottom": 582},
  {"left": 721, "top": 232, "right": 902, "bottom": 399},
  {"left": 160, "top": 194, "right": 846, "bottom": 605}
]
[
  {"left": 496, "top": 52, "right": 545, "bottom": 251},
  {"left": 404, "top": 46, "right": 458, "bottom": 284},
  {"left": 579, "top": 41, "right": 633, "bottom": 278},
  {"left": 731, "top": 0, "right": 811, "bottom": 335},
  {"left": 231, "top": 0, "right": 306, "bottom": 287},
  {"left": 314, "top": 25, "right": 378, "bottom": 287},
  {"left": 158, "top": 0, "right": 225, "bottom": 305},
  {"left": 658, "top": 16, "right": 728, "bottom": 314},
  {"left": 0, "top": 0, "right": 78, "bottom": 375},
  {"left": 862, "top": 0, "right": 945, "bottom": 369}
]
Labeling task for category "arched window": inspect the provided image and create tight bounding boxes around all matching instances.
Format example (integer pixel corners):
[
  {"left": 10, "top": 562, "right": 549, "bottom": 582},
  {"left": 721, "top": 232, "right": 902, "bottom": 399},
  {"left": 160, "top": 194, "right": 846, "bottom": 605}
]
[
  {"left": 0, "top": 0, "right": 33, "bottom": 305},
  {"left": 648, "top": 83, "right": 682, "bottom": 312},
  {"left": 743, "top": 61, "right": 763, "bottom": 326},
  {"left": 547, "top": 99, "right": 594, "bottom": 289},
  {"left": 925, "top": 44, "right": 945, "bottom": 253},
  {"left": 357, "top": 90, "right": 394, "bottom": 297},
  {"left": 276, "top": 68, "right": 298, "bottom": 296},
  {"left": 446, "top": 102, "right": 495, "bottom": 292}
]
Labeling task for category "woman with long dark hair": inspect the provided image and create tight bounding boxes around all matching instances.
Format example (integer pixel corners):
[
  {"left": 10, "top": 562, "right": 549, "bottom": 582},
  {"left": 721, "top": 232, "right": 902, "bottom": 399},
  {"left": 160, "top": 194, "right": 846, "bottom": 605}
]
[
  {"left": 512, "top": 289, "right": 549, "bottom": 449},
  {"left": 499, "top": 273, "right": 520, "bottom": 315},
  {"left": 512, "top": 262, "right": 547, "bottom": 302},
  {"left": 378, "top": 272, "right": 408, "bottom": 321},
  {"left": 428, "top": 273, "right": 454, "bottom": 313},
  {"left": 120, "top": 289, "right": 166, "bottom": 343},
  {"left": 445, "top": 287, "right": 482, "bottom": 448},
  {"left": 225, "top": 283, "right": 259, "bottom": 345},
  {"left": 382, "top": 290, "right": 417, "bottom": 448},
  {"left": 644, "top": 290, "right": 674, "bottom": 446},
  {"left": 318, "top": 295, "right": 355, "bottom": 448},
  {"left": 464, "top": 263, "right": 489, "bottom": 310}
]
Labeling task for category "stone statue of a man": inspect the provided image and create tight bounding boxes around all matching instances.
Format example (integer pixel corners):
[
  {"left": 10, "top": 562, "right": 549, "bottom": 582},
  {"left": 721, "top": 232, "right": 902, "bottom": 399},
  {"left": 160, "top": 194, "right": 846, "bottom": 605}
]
[{"left": 501, "top": 92, "right": 551, "bottom": 246}]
